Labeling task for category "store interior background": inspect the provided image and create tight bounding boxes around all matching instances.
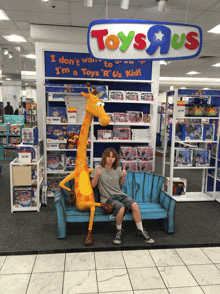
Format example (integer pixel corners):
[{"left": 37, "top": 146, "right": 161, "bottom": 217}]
[{"left": 1, "top": 0, "right": 220, "bottom": 107}]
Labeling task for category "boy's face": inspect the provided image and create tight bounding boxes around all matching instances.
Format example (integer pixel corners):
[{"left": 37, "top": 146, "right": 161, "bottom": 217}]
[{"left": 106, "top": 151, "right": 116, "bottom": 165}]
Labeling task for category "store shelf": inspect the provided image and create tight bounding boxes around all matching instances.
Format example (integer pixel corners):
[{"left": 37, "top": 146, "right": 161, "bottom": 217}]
[
  {"left": 93, "top": 122, "right": 151, "bottom": 126},
  {"left": 171, "top": 192, "right": 215, "bottom": 202},
  {"left": 105, "top": 100, "right": 154, "bottom": 104},
  {"left": 47, "top": 148, "right": 91, "bottom": 151},
  {"left": 94, "top": 140, "right": 151, "bottom": 143}
]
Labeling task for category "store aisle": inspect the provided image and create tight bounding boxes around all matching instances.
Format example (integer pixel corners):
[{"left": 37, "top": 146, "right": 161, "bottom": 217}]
[{"left": 0, "top": 247, "right": 220, "bottom": 294}]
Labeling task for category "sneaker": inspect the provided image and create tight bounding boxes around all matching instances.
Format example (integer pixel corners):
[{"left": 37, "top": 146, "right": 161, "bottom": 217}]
[
  {"left": 113, "top": 228, "right": 124, "bottom": 245},
  {"left": 138, "top": 229, "right": 155, "bottom": 244}
]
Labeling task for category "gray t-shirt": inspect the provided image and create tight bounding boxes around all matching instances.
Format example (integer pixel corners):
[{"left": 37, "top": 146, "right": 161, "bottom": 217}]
[{"left": 90, "top": 166, "right": 127, "bottom": 203}]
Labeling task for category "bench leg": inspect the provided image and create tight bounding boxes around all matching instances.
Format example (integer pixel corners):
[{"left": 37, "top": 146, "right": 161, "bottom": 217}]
[{"left": 55, "top": 202, "right": 66, "bottom": 239}]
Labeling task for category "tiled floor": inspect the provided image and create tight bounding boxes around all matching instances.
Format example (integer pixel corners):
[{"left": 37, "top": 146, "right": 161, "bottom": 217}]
[{"left": 0, "top": 247, "right": 220, "bottom": 294}]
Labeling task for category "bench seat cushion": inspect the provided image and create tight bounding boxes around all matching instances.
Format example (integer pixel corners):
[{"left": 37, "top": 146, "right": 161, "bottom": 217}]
[{"left": 65, "top": 203, "right": 167, "bottom": 223}]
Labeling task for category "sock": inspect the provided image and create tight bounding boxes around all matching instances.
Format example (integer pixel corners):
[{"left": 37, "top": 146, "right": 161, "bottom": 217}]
[
  {"left": 136, "top": 221, "right": 143, "bottom": 232},
  {"left": 116, "top": 224, "right": 122, "bottom": 231}
]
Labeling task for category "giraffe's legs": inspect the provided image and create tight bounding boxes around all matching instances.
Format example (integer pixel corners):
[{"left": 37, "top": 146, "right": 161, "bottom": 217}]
[
  {"left": 68, "top": 190, "right": 76, "bottom": 205},
  {"left": 84, "top": 206, "right": 95, "bottom": 245}
]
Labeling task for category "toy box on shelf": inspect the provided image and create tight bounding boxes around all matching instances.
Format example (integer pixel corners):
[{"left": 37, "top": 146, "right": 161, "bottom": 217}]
[
  {"left": 15, "top": 139, "right": 44, "bottom": 162},
  {"left": 165, "top": 177, "right": 187, "bottom": 196},
  {"left": 22, "top": 127, "right": 38, "bottom": 145}
]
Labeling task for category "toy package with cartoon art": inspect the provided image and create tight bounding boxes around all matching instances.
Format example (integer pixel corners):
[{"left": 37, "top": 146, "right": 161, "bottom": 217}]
[
  {"left": 46, "top": 125, "right": 67, "bottom": 143},
  {"left": 98, "top": 130, "right": 113, "bottom": 140},
  {"left": 140, "top": 92, "right": 154, "bottom": 101},
  {"left": 176, "top": 149, "right": 193, "bottom": 167},
  {"left": 48, "top": 106, "right": 66, "bottom": 118},
  {"left": 113, "top": 127, "right": 130, "bottom": 140},
  {"left": 121, "top": 161, "right": 137, "bottom": 172},
  {"left": 47, "top": 176, "right": 61, "bottom": 197},
  {"left": 114, "top": 113, "right": 128, "bottom": 123},
  {"left": 181, "top": 123, "right": 203, "bottom": 141},
  {"left": 126, "top": 111, "right": 143, "bottom": 123},
  {"left": 107, "top": 113, "right": 114, "bottom": 123},
  {"left": 193, "top": 149, "right": 210, "bottom": 166},
  {"left": 47, "top": 153, "right": 66, "bottom": 171},
  {"left": 137, "top": 146, "right": 154, "bottom": 161},
  {"left": 13, "top": 187, "right": 37, "bottom": 208},
  {"left": 137, "top": 161, "right": 154, "bottom": 173},
  {"left": 109, "top": 91, "right": 125, "bottom": 101},
  {"left": 22, "top": 127, "right": 38, "bottom": 145},
  {"left": 119, "top": 146, "right": 137, "bottom": 161},
  {"left": 203, "top": 123, "right": 215, "bottom": 141},
  {"left": 125, "top": 91, "right": 139, "bottom": 101},
  {"left": 165, "top": 177, "right": 187, "bottom": 196}
]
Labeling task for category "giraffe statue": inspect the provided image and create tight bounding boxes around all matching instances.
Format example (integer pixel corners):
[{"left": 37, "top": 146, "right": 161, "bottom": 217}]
[{"left": 59, "top": 82, "right": 113, "bottom": 245}]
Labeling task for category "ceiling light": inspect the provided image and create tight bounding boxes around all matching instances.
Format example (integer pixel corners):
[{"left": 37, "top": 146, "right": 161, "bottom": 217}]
[
  {"left": 208, "top": 25, "right": 220, "bottom": 34},
  {"left": 156, "top": 0, "right": 167, "bottom": 12},
  {"left": 21, "top": 71, "right": 36, "bottom": 76},
  {"left": 42, "top": 0, "right": 49, "bottom": 2},
  {"left": 15, "top": 47, "right": 21, "bottom": 52},
  {"left": 5, "top": 78, "right": 12, "bottom": 81},
  {"left": 212, "top": 63, "right": 220, "bottom": 67},
  {"left": 0, "top": 10, "right": 9, "bottom": 20},
  {"left": 203, "top": 88, "right": 209, "bottom": 90},
  {"left": 84, "top": 0, "right": 93, "bottom": 7},
  {"left": 23, "top": 54, "right": 36, "bottom": 59},
  {"left": 186, "top": 71, "right": 200, "bottom": 75},
  {"left": 121, "top": 0, "right": 129, "bottom": 9},
  {"left": 3, "top": 34, "right": 27, "bottom": 42},
  {"left": 8, "top": 53, "right": 13, "bottom": 59},
  {"left": 2, "top": 48, "right": 8, "bottom": 55}
]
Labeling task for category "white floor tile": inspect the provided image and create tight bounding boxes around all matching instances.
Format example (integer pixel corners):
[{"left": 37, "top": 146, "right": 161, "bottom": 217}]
[
  {"left": 0, "top": 255, "right": 36, "bottom": 274},
  {"left": 134, "top": 289, "right": 169, "bottom": 294},
  {"left": 149, "top": 249, "right": 184, "bottom": 267},
  {"left": 103, "top": 292, "right": 133, "bottom": 294},
  {"left": 0, "top": 274, "right": 30, "bottom": 294},
  {"left": 64, "top": 270, "right": 97, "bottom": 294},
  {"left": 216, "top": 263, "right": 220, "bottom": 270},
  {"left": 97, "top": 269, "right": 132, "bottom": 292},
  {"left": 201, "top": 285, "right": 220, "bottom": 294},
  {"left": 201, "top": 247, "right": 220, "bottom": 263},
  {"left": 0, "top": 256, "right": 6, "bottom": 270},
  {"left": 168, "top": 286, "right": 204, "bottom": 294},
  {"left": 176, "top": 248, "right": 213, "bottom": 265},
  {"left": 128, "top": 267, "right": 166, "bottom": 290},
  {"left": 95, "top": 251, "right": 125, "bottom": 269},
  {"left": 33, "top": 253, "right": 65, "bottom": 273},
  {"left": 65, "top": 252, "right": 95, "bottom": 271},
  {"left": 188, "top": 264, "right": 220, "bottom": 286},
  {"left": 158, "top": 266, "right": 198, "bottom": 288},
  {"left": 122, "top": 250, "right": 155, "bottom": 268},
  {"left": 27, "top": 272, "right": 63, "bottom": 294}
]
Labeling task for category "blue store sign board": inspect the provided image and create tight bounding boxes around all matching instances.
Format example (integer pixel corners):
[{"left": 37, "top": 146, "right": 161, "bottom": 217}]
[{"left": 44, "top": 51, "right": 152, "bottom": 81}]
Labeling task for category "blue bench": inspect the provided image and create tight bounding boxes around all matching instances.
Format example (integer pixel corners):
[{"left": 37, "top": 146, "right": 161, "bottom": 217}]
[{"left": 54, "top": 172, "right": 176, "bottom": 239}]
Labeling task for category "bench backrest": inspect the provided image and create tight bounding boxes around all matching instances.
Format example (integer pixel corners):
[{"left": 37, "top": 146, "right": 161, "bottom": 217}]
[{"left": 122, "top": 172, "right": 165, "bottom": 203}]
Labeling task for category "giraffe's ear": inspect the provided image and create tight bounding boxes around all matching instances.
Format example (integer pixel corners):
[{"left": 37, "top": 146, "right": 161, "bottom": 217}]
[{"left": 81, "top": 92, "right": 89, "bottom": 98}]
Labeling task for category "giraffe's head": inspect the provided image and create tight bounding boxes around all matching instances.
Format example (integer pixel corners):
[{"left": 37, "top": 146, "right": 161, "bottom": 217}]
[{"left": 81, "top": 82, "right": 110, "bottom": 126}]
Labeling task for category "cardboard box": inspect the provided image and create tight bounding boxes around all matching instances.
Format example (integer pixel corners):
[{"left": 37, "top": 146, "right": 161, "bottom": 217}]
[
  {"left": 12, "top": 166, "right": 32, "bottom": 186},
  {"left": 165, "top": 177, "right": 187, "bottom": 196}
]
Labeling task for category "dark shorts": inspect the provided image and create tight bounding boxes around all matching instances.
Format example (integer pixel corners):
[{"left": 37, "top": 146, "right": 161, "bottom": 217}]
[{"left": 105, "top": 195, "right": 135, "bottom": 216}]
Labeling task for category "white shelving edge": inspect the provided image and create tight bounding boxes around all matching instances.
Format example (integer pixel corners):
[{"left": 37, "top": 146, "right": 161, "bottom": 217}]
[{"left": 162, "top": 89, "right": 220, "bottom": 202}]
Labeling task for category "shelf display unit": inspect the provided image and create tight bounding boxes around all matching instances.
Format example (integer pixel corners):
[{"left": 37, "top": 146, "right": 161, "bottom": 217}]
[
  {"left": 10, "top": 155, "right": 44, "bottom": 212},
  {"left": 162, "top": 89, "right": 220, "bottom": 202},
  {"left": 0, "top": 123, "right": 24, "bottom": 160}
]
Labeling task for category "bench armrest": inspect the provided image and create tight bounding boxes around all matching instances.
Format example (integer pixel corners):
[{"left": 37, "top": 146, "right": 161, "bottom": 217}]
[{"left": 159, "top": 189, "right": 176, "bottom": 233}]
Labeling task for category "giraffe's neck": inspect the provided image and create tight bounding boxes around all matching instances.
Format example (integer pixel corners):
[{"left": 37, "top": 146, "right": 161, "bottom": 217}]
[{"left": 75, "top": 113, "right": 93, "bottom": 169}]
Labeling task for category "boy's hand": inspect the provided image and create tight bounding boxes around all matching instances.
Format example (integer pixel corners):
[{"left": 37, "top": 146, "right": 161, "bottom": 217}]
[
  {"left": 96, "top": 165, "right": 102, "bottom": 176},
  {"left": 122, "top": 166, "right": 127, "bottom": 177}
]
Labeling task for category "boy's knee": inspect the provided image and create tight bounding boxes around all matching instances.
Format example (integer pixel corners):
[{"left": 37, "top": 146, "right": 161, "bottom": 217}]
[{"left": 131, "top": 202, "right": 139, "bottom": 211}]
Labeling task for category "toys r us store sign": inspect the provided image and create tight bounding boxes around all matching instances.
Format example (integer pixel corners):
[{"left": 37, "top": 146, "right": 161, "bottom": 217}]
[{"left": 88, "top": 20, "right": 202, "bottom": 61}]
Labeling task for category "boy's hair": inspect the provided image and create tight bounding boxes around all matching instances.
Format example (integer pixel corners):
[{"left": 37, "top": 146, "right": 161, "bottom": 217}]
[{"left": 101, "top": 147, "right": 119, "bottom": 170}]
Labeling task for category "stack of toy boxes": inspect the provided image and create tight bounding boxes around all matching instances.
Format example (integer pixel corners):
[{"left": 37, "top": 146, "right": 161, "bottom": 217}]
[
  {"left": 47, "top": 153, "right": 66, "bottom": 172},
  {"left": 120, "top": 146, "right": 137, "bottom": 172},
  {"left": 175, "top": 149, "right": 193, "bottom": 167},
  {"left": 169, "top": 123, "right": 182, "bottom": 141},
  {"left": 113, "top": 126, "right": 130, "bottom": 140},
  {"left": 48, "top": 106, "right": 66, "bottom": 123},
  {"left": 137, "top": 146, "right": 154, "bottom": 172},
  {"left": 165, "top": 177, "right": 187, "bottom": 196},
  {"left": 109, "top": 91, "right": 125, "bottom": 101},
  {"left": 193, "top": 149, "right": 210, "bottom": 166},
  {"left": 107, "top": 113, "right": 114, "bottom": 123},
  {"left": 47, "top": 176, "right": 61, "bottom": 197},
  {"left": 15, "top": 139, "right": 43, "bottom": 163},
  {"left": 22, "top": 127, "right": 38, "bottom": 145}
]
